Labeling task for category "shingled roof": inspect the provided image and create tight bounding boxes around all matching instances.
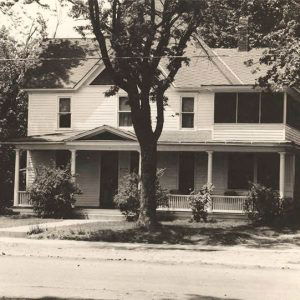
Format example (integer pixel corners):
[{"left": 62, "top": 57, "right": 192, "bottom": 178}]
[{"left": 23, "top": 38, "right": 266, "bottom": 90}]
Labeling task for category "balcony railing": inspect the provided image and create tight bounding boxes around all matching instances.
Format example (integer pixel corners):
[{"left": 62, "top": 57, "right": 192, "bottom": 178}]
[{"left": 161, "top": 194, "right": 247, "bottom": 214}]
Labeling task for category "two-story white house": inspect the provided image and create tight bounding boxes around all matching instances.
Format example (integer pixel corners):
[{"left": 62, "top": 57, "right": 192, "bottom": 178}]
[{"left": 10, "top": 33, "right": 300, "bottom": 214}]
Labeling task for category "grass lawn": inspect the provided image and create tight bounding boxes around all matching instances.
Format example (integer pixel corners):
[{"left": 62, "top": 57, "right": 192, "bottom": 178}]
[
  {"left": 30, "top": 219, "right": 300, "bottom": 248},
  {"left": 0, "top": 215, "right": 59, "bottom": 228}
]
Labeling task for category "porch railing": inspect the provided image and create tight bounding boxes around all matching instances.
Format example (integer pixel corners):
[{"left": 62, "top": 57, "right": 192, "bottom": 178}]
[
  {"left": 18, "top": 191, "right": 31, "bottom": 206},
  {"left": 162, "top": 194, "right": 247, "bottom": 214},
  {"left": 17, "top": 191, "right": 247, "bottom": 213}
]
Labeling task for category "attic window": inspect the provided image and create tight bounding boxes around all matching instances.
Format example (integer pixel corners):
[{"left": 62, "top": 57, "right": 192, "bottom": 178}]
[
  {"left": 119, "top": 97, "right": 132, "bottom": 127},
  {"left": 58, "top": 97, "right": 71, "bottom": 128}
]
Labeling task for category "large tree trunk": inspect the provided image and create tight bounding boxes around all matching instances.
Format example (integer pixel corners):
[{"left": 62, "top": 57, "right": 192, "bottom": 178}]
[{"left": 137, "top": 140, "right": 158, "bottom": 229}]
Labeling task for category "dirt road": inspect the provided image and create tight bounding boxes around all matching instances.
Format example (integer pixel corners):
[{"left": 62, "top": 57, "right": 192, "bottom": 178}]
[{"left": 0, "top": 237, "right": 299, "bottom": 299}]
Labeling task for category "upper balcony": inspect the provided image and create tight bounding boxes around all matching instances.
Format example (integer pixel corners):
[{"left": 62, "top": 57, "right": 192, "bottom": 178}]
[{"left": 211, "top": 91, "right": 300, "bottom": 145}]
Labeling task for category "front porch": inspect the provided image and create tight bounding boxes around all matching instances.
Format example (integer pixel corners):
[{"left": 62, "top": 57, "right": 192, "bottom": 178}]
[{"left": 10, "top": 125, "right": 298, "bottom": 215}]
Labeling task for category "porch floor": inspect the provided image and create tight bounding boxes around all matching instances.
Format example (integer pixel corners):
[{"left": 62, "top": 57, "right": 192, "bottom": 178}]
[{"left": 12, "top": 207, "right": 246, "bottom": 220}]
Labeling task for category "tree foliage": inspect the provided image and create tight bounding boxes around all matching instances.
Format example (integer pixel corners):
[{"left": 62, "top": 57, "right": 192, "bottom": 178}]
[
  {"left": 198, "top": 0, "right": 300, "bottom": 89},
  {"left": 0, "top": 10, "right": 46, "bottom": 206}
]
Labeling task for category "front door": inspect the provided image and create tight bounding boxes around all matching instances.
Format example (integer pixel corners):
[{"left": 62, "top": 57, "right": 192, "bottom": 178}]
[
  {"left": 179, "top": 152, "right": 195, "bottom": 194},
  {"left": 100, "top": 152, "right": 119, "bottom": 208}
]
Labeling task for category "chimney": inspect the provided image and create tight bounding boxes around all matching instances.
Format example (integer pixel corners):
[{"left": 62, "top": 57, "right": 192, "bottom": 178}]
[{"left": 238, "top": 17, "right": 249, "bottom": 52}]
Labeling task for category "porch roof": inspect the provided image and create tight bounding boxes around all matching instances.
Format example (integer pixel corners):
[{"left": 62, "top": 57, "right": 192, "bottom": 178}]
[{"left": 6, "top": 125, "right": 294, "bottom": 149}]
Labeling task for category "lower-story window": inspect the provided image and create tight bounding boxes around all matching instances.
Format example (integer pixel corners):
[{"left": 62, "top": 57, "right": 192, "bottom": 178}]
[{"left": 228, "top": 153, "right": 254, "bottom": 189}]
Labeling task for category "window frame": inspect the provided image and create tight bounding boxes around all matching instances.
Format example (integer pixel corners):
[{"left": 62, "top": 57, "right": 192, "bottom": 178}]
[
  {"left": 180, "top": 96, "right": 195, "bottom": 129},
  {"left": 57, "top": 96, "right": 72, "bottom": 130},
  {"left": 118, "top": 96, "right": 133, "bottom": 127},
  {"left": 214, "top": 92, "right": 284, "bottom": 125}
]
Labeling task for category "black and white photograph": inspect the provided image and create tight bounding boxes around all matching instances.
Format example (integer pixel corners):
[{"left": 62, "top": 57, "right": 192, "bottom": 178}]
[{"left": 0, "top": 0, "right": 300, "bottom": 299}]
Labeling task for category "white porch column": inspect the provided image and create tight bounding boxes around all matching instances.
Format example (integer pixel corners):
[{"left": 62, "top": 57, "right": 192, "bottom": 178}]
[
  {"left": 138, "top": 151, "right": 142, "bottom": 189},
  {"left": 253, "top": 154, "right": 258, "bottom": 184},
  {"left": 279, "top": 152, "right": 286, "bottom": 198},
  {"left": 138, "top": 151, "right": 142, "bottom": 177},
  {"left": 207, "top": 151, "right": 213, "bottom": 185},
  {"left": 70, "top": 150, "right": 76, "bottom": 177},
  {"left": 13, "top": 149, "right": 20, "bottom": 206}
]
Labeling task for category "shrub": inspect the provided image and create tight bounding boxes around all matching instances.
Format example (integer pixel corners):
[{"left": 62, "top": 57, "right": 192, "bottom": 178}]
[
  {"left": 114, "top": 173, "right": 140, "bottom": 221},
  {"left": 244, "top": 183, "right": 282, "bottom": 224},
  {"left": 189, "top": 184, "right": 214, "bottom": 222},
  {"left": 28, "top": 165, "right": 81, "bottom": 218},
  {"left": 114, "top": 170, "right": 169, "bottom": 222},
  {"left": 27, "top": 224, "right": 46, "bottom": 235}
]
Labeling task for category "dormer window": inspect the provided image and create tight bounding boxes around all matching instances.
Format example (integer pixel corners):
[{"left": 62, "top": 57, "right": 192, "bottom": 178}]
[
  {"left": 181, "top": 97, "right": 194, "bottom": 128},
  {"left": 119, "top": 97, "right": 132, "bottom": 127},
  {"left": 58, "top": 97, "right": 71, "bottom": 128}
]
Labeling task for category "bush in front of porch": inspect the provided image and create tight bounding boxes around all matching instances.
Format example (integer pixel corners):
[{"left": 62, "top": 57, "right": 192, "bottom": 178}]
[
  {"left": 29, "top": 165, "right": 81, "bottom": 219},
  {"left": 244, "top": 183, "right": 300, "bottom": 226},
  {"left": 188, "top": 184, "right": 214, "bottom": 223},
  {"left": 114, "top": 171, "right": 168, "bottom": 222}
]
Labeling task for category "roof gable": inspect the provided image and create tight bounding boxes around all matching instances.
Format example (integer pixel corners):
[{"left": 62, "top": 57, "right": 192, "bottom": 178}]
[
  {"left": 67, "top": 125, "right": 137, "bottom": 141},
  {"left": 90, "top": 69, "right": 114, "bottom": 85}
]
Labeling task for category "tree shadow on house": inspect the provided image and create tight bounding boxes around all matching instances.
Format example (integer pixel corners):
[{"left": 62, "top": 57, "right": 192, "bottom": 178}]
[{"left": 23, "top": 38, "right": 99, "bottom": 89}]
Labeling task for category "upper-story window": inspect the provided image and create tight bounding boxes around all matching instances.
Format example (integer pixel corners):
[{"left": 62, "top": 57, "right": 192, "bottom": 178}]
[
  {"left": 119, "top": 96, "right": 132, "bottom": 127},
  {"left": 214, "top": 92, "right": 284, "bottom": 124},
  {"left": 58, "top": 97, "right": 71, "bottom": 128},
  {"left": 181, "top": 97, "right": 194, "bottom": 128}
]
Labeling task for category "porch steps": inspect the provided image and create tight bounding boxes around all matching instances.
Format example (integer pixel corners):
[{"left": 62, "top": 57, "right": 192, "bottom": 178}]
[{"left": 76, "top": 209, "right": 124, "bottom": 220}]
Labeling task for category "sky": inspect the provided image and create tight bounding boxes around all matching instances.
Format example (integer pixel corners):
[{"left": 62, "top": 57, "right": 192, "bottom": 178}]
[{"left": 0, "top": 0, "right": 86, "bottom": 39}]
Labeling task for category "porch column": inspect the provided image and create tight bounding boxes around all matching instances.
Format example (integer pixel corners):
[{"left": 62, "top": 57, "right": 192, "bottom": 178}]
[
  {"left": 70, "top": 150, "right": 76, "bottom": 177},
  {"left": 253, "top": 154, "right": 258, "bottom": 184},
  {"left": 138, "top": 151, "right": 142, "bottom": 189},
  {"left": 279, "top": 152, "right": 286, "bottom": 198},
  {"left": 138, "top": 151, "right": 142, "bottom": 178},
  {"left": 13, "top": 149, "right": 20, "bottom": 206},
  {"left": 207, "top": 151, "right": 213, "bottom": 185}
]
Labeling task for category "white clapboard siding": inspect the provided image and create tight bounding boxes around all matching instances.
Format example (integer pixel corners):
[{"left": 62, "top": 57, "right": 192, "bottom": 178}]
[
  {"left": 26, "top": 150, "right": 56, "bottom": 188},
  {"left": 76, "top": 151, "right": 101, "bottom": 207},
  {"left": 28, "top": 94, "right": 58, "bottom": 136},
  {"left": 27, "top": 86, "right": 216, "bottom": 136},
  {"left": 118, "top": 152, "right": 131, "bottom": 185},
  {"left": 194, "top": 152, "right": 208, "bottom": 190},
  {"left": 213, "top": 124, "right": 285, "bottom": 141},
  {"left": 285, "top": 125, "right": 300, "bottom": 146},
  {"left": 197, "top": 92, "right": 214, "bottom": 129},
  {"left": 157, "top": 152, "right": 179, "bottom": 190}
]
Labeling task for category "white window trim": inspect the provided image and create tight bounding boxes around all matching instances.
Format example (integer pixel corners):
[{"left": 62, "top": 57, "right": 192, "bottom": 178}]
[
  {"left": 180, "top": 95, "right": 196, "bottom": 130},
  {"left": 214, "top": 92, "right": 285, "bottom": 125},
  {"left": 57, "top": 96, "right": 72, "bottom": 130},
  {"left": 118, "top": 95, "right": 133, "bottom": 128}
]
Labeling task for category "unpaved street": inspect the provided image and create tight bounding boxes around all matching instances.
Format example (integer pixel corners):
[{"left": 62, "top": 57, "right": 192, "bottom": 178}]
[{"left": 0, "top": 238, "right": 300, "bottom": 299}]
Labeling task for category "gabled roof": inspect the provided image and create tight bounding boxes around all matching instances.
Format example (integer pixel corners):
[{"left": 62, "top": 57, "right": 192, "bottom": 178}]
[
  {"left": 23, "top": 38, "right": 267, "bottom": 90},
  {"left": 66, "top": 125, "right": 137, "bottom": 141}
]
